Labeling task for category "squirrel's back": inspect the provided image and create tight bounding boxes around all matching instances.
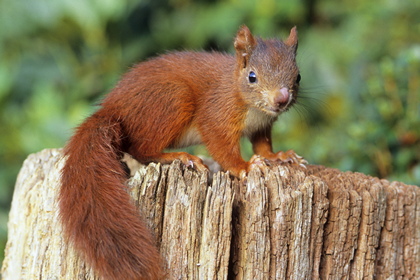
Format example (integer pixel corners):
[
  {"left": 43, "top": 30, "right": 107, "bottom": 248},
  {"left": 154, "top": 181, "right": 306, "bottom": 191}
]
[{"left": 106, "top": 51, "right": 236, "bottom": 101}]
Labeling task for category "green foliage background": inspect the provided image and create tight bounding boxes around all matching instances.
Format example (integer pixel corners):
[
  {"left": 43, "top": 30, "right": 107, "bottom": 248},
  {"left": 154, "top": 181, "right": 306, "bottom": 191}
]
[{"left": 0, "top": 0, "right": 419, "bottom": 263}]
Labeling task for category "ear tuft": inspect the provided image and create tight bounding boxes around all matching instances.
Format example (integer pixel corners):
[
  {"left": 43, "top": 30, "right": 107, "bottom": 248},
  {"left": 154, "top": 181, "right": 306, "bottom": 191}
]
[
  {"left": 285, "top": 26, "right": 298, "bottom": 53},
  {"left": 234, "top": 25, "right": 257, "bottom": 56},
  {"left": 234, "top": 25, "right": 257, "bottom": 69}
]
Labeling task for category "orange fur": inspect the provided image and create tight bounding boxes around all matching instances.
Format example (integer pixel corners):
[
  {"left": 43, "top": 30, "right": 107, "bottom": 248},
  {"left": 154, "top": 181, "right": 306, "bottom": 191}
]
[{"left": 60, "top": 25, "right": 300, "bottom": 279}]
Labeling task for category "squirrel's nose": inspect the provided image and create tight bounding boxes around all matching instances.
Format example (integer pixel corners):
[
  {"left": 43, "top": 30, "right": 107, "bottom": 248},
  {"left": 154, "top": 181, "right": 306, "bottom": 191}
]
[{"left": 274, "top": 87, "right": 290, "bottom": 106}]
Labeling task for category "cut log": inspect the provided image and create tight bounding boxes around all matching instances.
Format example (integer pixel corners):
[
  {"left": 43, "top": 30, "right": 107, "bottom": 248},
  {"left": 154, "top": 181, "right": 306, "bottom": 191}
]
[{"left": 1, "top": 149, "right": 419, "bottom": 279}]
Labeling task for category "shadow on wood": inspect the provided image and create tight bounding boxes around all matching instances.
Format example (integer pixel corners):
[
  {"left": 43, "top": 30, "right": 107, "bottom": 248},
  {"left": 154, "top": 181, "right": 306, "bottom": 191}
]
[{"left": 2, "top": 149, "right": 419, "bottom": 279}]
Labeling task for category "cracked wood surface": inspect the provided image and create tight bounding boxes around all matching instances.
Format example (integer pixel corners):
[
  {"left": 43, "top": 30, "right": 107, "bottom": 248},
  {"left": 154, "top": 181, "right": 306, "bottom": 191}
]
[{"left": 2, "top": 149, "right": 419, "bottom": 279}]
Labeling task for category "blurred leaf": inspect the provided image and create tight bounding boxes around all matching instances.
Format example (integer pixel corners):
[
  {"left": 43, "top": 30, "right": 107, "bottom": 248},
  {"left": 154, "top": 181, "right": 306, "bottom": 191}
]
[{"left": 1, "top": 0, "right": 419, "bottom": 267}]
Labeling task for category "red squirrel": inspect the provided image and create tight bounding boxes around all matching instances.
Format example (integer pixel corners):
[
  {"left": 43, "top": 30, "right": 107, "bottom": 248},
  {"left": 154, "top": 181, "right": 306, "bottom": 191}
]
[{"left": 60, "top": 25, "right": 305, "bottom": 280}]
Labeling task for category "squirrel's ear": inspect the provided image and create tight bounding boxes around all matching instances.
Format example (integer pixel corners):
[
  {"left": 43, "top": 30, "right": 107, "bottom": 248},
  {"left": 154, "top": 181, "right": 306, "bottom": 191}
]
[
  {"left": 285, "top": 26, "right": 298, "bottom": 53},
  {"left": 234, "top": 25, "right": 257, "bottom": 68}
]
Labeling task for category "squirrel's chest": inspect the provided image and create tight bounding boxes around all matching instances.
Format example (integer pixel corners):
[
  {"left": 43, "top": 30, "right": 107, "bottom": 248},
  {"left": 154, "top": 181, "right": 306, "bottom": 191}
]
[
  {"left": 242, "top": 108, "right": 275, "bottom": 137},
  {"left": 173, "top": 108, "right": 274, "bottom": 148}
]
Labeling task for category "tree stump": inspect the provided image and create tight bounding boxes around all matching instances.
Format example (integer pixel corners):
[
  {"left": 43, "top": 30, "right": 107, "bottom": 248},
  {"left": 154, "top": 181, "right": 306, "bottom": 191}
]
[{"left": 1, "top": 148, "right": 419, "bottom": 279}]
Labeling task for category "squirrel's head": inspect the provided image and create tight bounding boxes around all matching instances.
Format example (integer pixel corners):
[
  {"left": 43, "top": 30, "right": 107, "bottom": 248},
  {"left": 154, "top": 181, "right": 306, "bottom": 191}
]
[{"left": 234, "top": 25, "right": 300, "bottom": 116}]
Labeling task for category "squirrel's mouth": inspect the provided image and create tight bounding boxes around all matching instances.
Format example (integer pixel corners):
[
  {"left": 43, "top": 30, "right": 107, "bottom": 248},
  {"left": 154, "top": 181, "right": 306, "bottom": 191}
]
[
  {"left": 277, "top": 98, "right": 295, "bottom": 113},
  {"left": 255, "top": 102, "right": 291, "bottom": 116},
  {"left": 259, "top": 105, "right": 287, "bottom": 116},
  {"left": 265, "top": 99, "right": 295, "bottom": 116},
  {"left": 269, "top": 105, "right": 290, "bottom": 115}
]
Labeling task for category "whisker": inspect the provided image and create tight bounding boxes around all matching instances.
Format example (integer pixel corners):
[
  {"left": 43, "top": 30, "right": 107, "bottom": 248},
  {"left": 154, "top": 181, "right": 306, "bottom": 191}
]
[{"left": 291, "top": 86, "right": 332, "bottom": 128}]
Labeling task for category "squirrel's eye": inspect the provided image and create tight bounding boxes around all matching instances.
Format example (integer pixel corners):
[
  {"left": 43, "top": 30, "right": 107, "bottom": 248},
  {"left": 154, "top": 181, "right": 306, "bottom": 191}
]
[
  {"left": 296, "top": 74, "right": 301, "bottom": 84},
  {"left": 248, "top": 71, "right": 257, "bottom": 83}
]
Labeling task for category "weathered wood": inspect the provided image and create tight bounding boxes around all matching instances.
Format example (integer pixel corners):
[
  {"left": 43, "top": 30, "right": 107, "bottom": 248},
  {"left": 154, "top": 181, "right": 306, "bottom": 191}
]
[{"left": 1, "top": 148, "right": 419, "bottom": 279}]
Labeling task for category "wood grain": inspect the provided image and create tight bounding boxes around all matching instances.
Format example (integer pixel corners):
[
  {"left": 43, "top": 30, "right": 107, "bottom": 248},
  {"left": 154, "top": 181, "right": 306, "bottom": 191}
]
[{"left": 2, "top": 149, "right": 419, "bottom": 279}]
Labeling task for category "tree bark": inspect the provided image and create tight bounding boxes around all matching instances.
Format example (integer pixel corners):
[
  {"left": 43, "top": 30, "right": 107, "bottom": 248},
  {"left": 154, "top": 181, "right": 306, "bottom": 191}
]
[{"left": 2, "top": 148, "right": 419, "bottom": 279}]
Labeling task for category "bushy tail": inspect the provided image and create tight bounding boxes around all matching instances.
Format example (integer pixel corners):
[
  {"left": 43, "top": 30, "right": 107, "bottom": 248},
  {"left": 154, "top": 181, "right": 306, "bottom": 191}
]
[{"left": 60, "top": 111, "right": 162, "bottom": 280}]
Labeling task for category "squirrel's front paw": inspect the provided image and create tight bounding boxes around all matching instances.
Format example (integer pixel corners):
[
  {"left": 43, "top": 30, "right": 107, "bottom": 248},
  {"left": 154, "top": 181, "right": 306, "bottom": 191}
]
[
  {"left": 272, "top": 150, "right": 308, "bottom": 168},
  {"left": 258, "top": 150, "right": 307, "bottom": 168}
]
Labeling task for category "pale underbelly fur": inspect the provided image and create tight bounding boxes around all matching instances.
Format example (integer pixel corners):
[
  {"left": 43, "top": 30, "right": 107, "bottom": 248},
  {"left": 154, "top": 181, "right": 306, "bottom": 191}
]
[{"left": 175, "top": 107, "right": 275, "bottom": 148}]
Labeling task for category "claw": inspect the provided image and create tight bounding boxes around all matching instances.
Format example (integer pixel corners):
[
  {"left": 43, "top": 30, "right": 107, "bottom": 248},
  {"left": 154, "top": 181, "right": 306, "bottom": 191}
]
[
  {"left": 186, "top": 160, "right": 194, "bottom": 168},
  {"left": 179, "top": 154, "right": 208, "bottom": 173}
]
